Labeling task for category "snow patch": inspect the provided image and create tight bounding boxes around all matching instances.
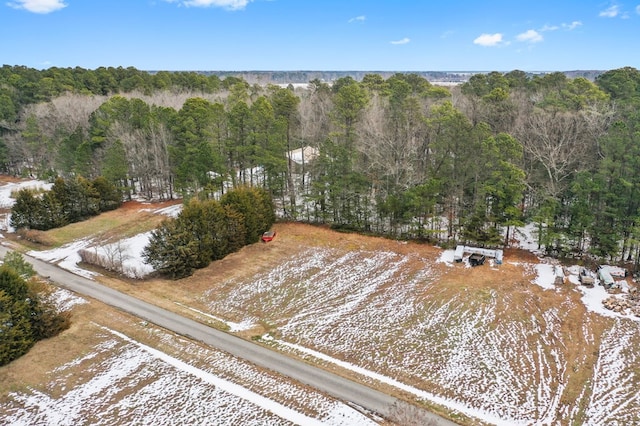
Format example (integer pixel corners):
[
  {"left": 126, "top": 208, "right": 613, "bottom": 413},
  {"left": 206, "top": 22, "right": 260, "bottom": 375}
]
[
  {"left": 141, "top": 203, "right": 183, "bottom": 218},
  {"left": 511, "top": 223, "right": 542, "bottom": 253},
  {"left": 1, "top": 325, "right": 376, "bottom": 426},
  {"left": 273, "top": 338, "right": 515, "bottom": 426},
  {"left": 88, "top": 232, "right": 154, "bottom": 278},
  {"left": 584, "top": 320, "right": 640, "bottom": 424},
  {"left": 0, "top": 179, "right": 54, "bottom": 231},
  {"left": 0, "top": 179, "right": 53, "bottom": 209},
  {"left": 46, "top": 287, "right": 87, "bottom": 312},
  {"left": 437, "top": 249, "right": 455, "bottom": 266},
  {"left": 28, "top": 238, "right": 97, "bottom": 279},
  {"left": 532, "top": 263, "right": 557, "bottom": 290},
  {"left": 175, "top": 302, "right": 257, "bottom": 332},
  {"left": 102, "top": 327, "right": 331, "bottom": 426}
]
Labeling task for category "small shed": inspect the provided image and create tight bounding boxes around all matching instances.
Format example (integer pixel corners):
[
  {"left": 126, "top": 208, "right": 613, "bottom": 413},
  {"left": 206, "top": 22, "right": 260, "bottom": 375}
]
[
  {"left": 454, "top": 245, "right": 465, "bottom": 262},
  {"left": 454, "top": 245, "right": 503, "bottom": 265}
]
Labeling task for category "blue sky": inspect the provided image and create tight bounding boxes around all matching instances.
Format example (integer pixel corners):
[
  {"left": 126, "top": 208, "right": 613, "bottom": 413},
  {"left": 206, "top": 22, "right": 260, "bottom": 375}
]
[{"left": 1, "top": 0, "right": 639, "bottom": 71}]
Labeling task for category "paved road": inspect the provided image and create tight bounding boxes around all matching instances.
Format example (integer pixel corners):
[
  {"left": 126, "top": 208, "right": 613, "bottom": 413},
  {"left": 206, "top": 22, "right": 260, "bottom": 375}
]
[{"left": 1, "top": 244, "right": 459, "bottom": 425}]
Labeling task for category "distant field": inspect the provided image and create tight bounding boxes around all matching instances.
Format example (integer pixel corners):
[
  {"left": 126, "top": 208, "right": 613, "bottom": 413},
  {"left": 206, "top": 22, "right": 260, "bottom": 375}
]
[{"left": 1, "top": 179, "right": 640, "bottom": 425}]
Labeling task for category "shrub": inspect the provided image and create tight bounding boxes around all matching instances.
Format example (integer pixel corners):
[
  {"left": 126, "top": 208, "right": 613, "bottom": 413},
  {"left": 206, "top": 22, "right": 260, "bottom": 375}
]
[
  {"left": 144, "top": 187, "right": 273, "bottom": 279},
  {"left": 0, "top": 263, "right": 70, "bottom": 366}
]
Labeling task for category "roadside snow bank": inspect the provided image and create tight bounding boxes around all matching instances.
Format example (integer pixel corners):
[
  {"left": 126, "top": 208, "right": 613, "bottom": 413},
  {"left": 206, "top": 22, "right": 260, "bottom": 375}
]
[
  {"left": 28, "top": 238, "right": 97, "bottom": 279},
  {"left": 47, "top": 287, "right": 87, "bottom": 312},
  {"left": 28, "top": 232, "right": 155, "bottom": 280},
  {"left": 87, "top": 232, "right": 154, "bottom": 278},
  {"left": 141, "top": 203, "right": 183, "bottom": 218}
]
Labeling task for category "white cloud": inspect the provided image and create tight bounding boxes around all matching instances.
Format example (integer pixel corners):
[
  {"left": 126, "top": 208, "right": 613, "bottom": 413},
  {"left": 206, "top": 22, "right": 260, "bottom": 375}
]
[
  {"left": 637, "top": 5, "right": 640, "bottom": 15},
  {"left": 390, "top": 37, "right": 410, "bottom": 45},
  {"left": 165, "top": 0, "right": 252, "bottom": 10},
  {"left": 348, "top": 15, "right": 366, "bottom": 23},
  {"left": 562, "top": 21, "right": 582, "bottom": 30},
  {"left": 540, "top": 24, "right": 559, "bottom": 32},
  {"left": 7, "top": 0, "right": 66, "bottom": 13},
  {"left": 440, "top": 30, "right": 454, "bottom": 39},
  {"left": 473, "top": 33, "right": 504, "bottom": 47},
  {"left": 599, "top": 5, "right": 620, "bottom": 17},
  {"left": 541, "top": 21, "right": 582, "bottom": 32},
  {"left": 517, "top": 29, "right": 543, "bottom": 43}
]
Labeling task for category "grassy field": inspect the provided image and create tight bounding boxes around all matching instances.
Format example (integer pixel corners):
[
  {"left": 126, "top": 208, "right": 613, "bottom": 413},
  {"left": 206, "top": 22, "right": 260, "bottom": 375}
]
[{"left": 1, "top": 188, "right": 640, "bottom": 425}]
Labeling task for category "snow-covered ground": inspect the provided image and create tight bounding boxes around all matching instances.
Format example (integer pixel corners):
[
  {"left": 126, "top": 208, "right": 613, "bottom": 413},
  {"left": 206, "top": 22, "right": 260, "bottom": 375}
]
[
  {"left": 0, "top": 179, "right": 53, "bottom": 231},
  {"left": 2, "top": 179, "right": 640, "bottom": 425},
  {"left": 201, "top": 242, "right": 640, "bottom": 425},
  {"left": 26, "top": 231, "right": 156, "bottom": 280},
  {"left": 139, "top": 202, "right": 183, "bottom": 218},
  {"left": 584, "top": 319, "right": 640, "bottom": 425},
  {"left": 2, "top": 323, "right": 376, "bottom": 425},
  {"left": 0, "top": 179, "right": 53, "bottom": 209},
  {"left": 46, "top": 287, "right": 88, "bottom": 312},
  {"left": 0, "top": 181, "right": 182, "bottom": 279},
  {"left": 28, "top": 238, "right": 98, "bottom": 279}
]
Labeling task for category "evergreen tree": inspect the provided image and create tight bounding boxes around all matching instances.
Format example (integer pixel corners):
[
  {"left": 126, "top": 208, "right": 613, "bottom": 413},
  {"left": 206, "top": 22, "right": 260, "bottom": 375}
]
[
  {"left": 221, "top": 186, "right": 275, "bottom": 244},
  {"left": 0, "top": 265, "right": 69, "bottom": 366},
  {"left": 142, "top": 218, "right": 199, "bottom": 279},
  {"left": 91, "top": 176, "right": 122, "bottom": 212},
  {"left": 2, "top": 251, "right": 36, "bottom": 279},
  {"left": 0, "top": 289, "right": 34, "bottom": 366},
  {"left": 10, "top": 189, "right": 43, "bottom": 230}
]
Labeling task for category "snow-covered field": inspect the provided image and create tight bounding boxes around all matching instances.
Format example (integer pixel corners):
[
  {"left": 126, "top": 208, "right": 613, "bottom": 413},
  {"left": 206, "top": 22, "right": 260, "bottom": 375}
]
[
  {"left": 2, "top": 179, "right": 640, "bottom": 425},
  {"left": 2, "top": 320, "right": 376, "bottom": 425},
  {"left": 201, "top": 243, "right": 640, "bottom": 425}
]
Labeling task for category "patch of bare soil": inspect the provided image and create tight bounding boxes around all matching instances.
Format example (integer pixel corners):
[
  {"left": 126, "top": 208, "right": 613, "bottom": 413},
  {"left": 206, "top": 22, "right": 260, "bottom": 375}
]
[{"left": 0, "top": 174, "right": 25, "bottom": 184}]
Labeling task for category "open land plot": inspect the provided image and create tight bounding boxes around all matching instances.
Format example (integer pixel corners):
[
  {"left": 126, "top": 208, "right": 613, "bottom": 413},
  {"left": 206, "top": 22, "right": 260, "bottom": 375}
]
[
  {"left": 2, "top": 177, "right": 640, "bottom": 425},
  {"left": 0, "top": 290, "right": 379, "bottom": 426},
  {"left": 161, "top": 223, "right": 640, "bottom": 425}
]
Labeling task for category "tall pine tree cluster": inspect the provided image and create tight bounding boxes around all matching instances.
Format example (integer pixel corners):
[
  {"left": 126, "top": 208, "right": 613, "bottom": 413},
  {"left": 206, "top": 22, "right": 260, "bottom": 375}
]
[
  {"left": 10, "top": 176, "right": 121, "bottom": 231},
  {"left": 143, "top": 186, "right": 275, "bottom": 278}
]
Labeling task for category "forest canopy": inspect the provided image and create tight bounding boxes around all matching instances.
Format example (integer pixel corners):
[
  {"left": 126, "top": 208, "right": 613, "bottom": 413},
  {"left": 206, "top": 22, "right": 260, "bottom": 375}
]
[{"left": 2, "top": 65, "right": 640, "bottom": 268}]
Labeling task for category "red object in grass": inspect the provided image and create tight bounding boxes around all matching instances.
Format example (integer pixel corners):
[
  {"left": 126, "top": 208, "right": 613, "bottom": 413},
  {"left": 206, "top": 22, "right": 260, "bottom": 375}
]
[{"left": 261, "top": 230, "right": 276, "bottom": 242}]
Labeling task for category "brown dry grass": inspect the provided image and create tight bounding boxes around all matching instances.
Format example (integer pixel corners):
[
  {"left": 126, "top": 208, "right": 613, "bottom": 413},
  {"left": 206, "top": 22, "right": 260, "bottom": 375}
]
[
  {"left": 0, "top": 299, "right": 113, "bottom": 396},
  {"left": 0, "top": 184, "right": 626, "bottom": 424},
  {"left": 0, "top": 283, "right": 380, "bottom": 423}
]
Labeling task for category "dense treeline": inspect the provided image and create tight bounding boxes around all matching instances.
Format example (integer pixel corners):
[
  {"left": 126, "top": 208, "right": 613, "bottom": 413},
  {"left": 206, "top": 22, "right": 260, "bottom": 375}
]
[
  {"left": 2, "top": 65, "right": 640, "bottom": 268},
  {"left": 0, "top": 65, "right": 222, "bottom": 121},
  {"left": 143, "top": 186, "right": 275, "bottom": 278},
  {"left": 10, "top": 176, "right": 121, "bottom": 231},
  {"left": 0, "top": 251, "right": 70, "bottom": 366}
]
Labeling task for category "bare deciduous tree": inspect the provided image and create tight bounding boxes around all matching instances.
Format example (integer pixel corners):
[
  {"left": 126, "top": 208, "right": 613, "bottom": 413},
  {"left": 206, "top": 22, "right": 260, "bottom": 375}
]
[{"left": 515, "top": 110, "right": 588, "bottom": 198}]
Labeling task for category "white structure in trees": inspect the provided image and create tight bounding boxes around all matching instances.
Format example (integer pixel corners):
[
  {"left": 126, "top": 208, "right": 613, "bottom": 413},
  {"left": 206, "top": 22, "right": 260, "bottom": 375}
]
[{"left": 454, "top": 245, "right": 503, "bottom": 264}]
